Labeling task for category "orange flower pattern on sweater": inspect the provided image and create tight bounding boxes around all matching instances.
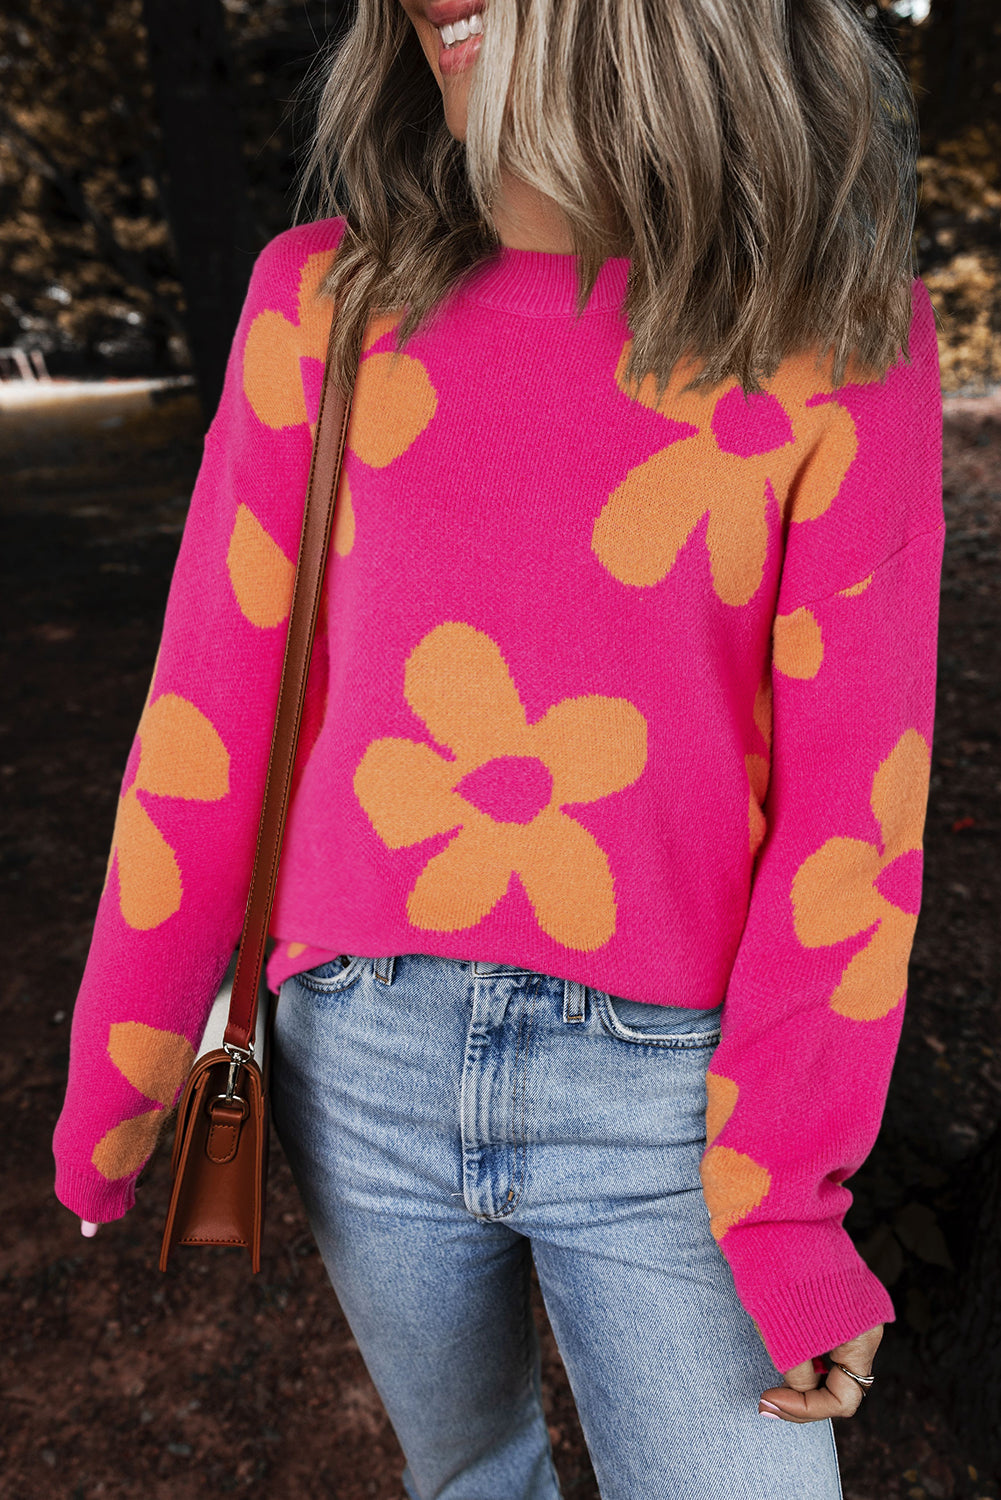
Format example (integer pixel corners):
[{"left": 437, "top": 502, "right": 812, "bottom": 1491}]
[
  {"left": 791, "top": 728, "right": 931, "bottom": 1020},
  {"left": 91, "top": 1023, "right": 195, "bottom": 1181},
  {"left": 229, "top": 251, "right": 438, "bottom": 626},
  {"left": 700, "top": 1072, "right": 772, "bottom": 1243},
  {"left": 109, "top": 693, "right": 229, "bottom": 931},
  {"left": 592, "top": 341, "right": 867, "bottom": 604},
  {"left": 354, "top": 622, "right": 647, "bottom": 950}
]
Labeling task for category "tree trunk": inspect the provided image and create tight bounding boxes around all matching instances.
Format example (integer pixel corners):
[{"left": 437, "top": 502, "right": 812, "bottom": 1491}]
[{"left": 141, "top": 0, "right": 257, "bottom": 425}]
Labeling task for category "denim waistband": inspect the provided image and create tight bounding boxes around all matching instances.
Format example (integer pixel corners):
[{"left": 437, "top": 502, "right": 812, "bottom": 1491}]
[
  {"left": 364, "top": 955, "right": 719, "bottom": 1032},
  {"left": 368, "top": 955, "right": 589, "bottom": 1023},
  {"left": 376, "top": 956, "right": 545, "bottom": 983}
]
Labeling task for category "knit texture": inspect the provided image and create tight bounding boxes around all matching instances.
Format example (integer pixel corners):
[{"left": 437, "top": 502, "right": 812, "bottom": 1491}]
[{"left": 53, "top": 216, "right": 945, "bottom": 1372}]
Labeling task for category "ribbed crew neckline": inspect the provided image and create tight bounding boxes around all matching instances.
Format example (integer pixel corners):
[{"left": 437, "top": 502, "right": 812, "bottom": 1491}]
[{"left": 454, "top": 245, "right": 631, "bottom": 316}]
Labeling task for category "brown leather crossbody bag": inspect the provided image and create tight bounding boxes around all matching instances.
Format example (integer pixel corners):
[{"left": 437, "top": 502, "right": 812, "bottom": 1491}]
[{"left": 159, "top": 304, "right": 357, "bottom": 1272}]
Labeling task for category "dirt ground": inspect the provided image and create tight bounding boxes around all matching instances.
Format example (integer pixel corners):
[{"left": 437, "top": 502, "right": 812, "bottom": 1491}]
[{"left": 1, "top": 376, "right": 999, "bottom": 1500}]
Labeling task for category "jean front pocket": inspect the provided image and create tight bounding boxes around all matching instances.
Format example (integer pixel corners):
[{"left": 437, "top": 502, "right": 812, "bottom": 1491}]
[
  {"left": 596, "top": 990, "right": 723, "bottom": 1049},
  {"left": 294, "top": 954, "right": 368, "bottom": 995}
]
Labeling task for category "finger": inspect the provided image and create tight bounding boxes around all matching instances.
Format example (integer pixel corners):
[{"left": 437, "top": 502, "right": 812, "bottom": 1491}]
[
  {"left": 759, "top": 1354, "right": 819, "bottom": 1416},
  {"left": 80, "top": 1220, "right": 99, "bottom": 1237},
  {"left": 775, "top": 1357, "right": 822, "bottom": 1393},
  {"left": 829, "top": 1327, "right": 882, "bottom": 1373},
  {"left": 761, "top": 1357, "right": 865, "bottom": 1423},
  {"left": 759, "top": 1374, "right": 863, "bottom": 1424}
]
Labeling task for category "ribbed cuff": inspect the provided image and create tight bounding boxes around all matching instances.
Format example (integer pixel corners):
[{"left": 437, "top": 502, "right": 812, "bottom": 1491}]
[
  {"left": 53, "top": 1162, "right": 137, "bottom": 1224},
  {"left": 744, "top": 1262, "right": 894, "bottom": 1372},
  {"left": 720, "top": 1223, "right": 896, "bottom": 1372}
]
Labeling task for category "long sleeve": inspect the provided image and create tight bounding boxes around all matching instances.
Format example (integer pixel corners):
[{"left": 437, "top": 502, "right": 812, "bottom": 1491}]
[
  {"left": 52, "top": 219, "right": 345, "bottom": 1222},
  {"left": 700, "top": 278, "right": 945, "bottom": 1371}
]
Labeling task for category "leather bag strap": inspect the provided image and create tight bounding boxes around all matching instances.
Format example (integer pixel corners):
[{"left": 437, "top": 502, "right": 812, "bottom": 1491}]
[{"left": 223, "top": 306, "right": 355, "bottom": 1053}]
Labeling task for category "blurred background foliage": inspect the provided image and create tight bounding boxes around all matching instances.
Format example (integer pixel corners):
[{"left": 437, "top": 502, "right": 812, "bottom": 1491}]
[
  {"left": 0, "top": 0, "right": 347, "bottom": 394},
  {"left": 0, "top": 0, "right": 998, "bottom": 399}
]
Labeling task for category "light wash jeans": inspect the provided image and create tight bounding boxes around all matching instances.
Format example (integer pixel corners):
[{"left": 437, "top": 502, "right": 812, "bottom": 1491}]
[{"left": 270, "top": 952, "right": 843, "bottom": 1500}]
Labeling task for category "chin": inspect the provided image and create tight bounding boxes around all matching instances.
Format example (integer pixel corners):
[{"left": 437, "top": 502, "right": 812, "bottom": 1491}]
[{"left": 443, "top": 109, "right": 468, "bottom": 142}]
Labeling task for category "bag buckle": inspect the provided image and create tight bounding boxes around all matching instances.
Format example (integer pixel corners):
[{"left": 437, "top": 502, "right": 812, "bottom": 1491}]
[{"left": 221, "top": 1041, "right": 253, "bottom": 1103}]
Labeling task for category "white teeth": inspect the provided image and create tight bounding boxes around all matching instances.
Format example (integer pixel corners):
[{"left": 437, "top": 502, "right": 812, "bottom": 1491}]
[{"left": 438, "top": 13, "right": 483, "bottom": 47}]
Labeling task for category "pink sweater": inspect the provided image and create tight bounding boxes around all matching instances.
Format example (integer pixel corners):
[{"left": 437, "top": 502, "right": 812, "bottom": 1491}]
[{"left": 53, "top": 216, "right": 944, "bottom": 1372}]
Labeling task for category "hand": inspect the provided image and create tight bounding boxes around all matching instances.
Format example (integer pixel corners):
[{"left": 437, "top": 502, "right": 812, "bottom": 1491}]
[
  {"left": 758, "top": 1325, "right": 882, "bottom": 1422},
  {"left": 80, "top": 1220, "right": 99, "bottom": 1238}
]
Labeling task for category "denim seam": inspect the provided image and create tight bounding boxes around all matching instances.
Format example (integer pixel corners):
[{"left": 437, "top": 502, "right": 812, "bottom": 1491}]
[
  {"left": 827, "top": 1418, "right": 844, "bottom": 1499},
  {"left": 472, "top": 967, "right": 538, "bottom": 979},
  {"left": 517, "top": 1244, "right": 536, "bottom": 1407},
  {"left": 597, "top": 992, "right": 723, "bottom": 1049},
  {"left": 503, "top": 971, "right": 541, "bottom": 1217},
  {"left": 458, "top": 981, "right": 479, "bottom": 1220},
  {"left": 516, "top": 1254, "right": 563, "bottom": 1500},
  {"left": 294, "top": 959, "right": 365, "bottom": 995}
]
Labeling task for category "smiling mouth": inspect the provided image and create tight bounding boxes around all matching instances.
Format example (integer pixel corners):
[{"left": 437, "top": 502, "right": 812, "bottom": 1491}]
[
  {"left": 431, "top": 16, "right": 483, "bottom": 77},
  {"left": 435, "top": 13, "right": 484, "bottom": 49}
]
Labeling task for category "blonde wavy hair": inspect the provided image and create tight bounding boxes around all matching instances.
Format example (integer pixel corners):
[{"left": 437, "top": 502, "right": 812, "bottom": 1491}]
[{"left": 292, "top": 0, "right": 921, "bottom": 403}]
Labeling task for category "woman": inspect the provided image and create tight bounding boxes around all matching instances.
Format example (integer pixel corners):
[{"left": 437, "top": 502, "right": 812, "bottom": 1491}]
[{"left": 54, "top": 1, "right": 945, "bottom": 1495}]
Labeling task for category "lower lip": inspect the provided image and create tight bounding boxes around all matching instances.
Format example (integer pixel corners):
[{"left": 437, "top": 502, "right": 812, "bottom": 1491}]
[{"left": 438, "top": 30, "right": 482, "bottom": 75}]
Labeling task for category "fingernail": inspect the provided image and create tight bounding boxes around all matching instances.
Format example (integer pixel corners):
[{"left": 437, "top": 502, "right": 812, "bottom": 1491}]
[
  {"left": 759, "top": 1399, "right": 783, "bottom": 1414},
  {"left": 758, "top": 1411, "right": 782, "bottom": 1420}
]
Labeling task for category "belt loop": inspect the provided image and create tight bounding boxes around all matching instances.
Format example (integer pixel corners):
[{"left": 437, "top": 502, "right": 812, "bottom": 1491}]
[
  {"left": 374, "top": 955, "right": 396, "bottom": 986},
  {"left": 563, "top": 980, "right": 586, "bottom": 1024}
]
